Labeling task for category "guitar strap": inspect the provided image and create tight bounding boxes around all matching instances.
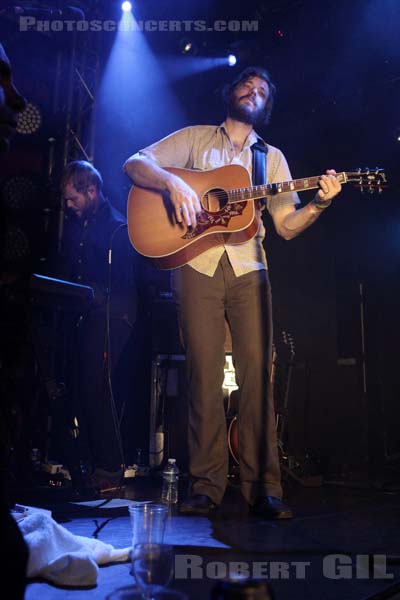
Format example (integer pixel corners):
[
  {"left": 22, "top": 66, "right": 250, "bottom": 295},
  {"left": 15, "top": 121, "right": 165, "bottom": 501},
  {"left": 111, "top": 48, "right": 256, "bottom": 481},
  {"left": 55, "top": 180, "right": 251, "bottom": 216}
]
[{"left": 251, "top": 138, "right": 268, "bottom": 207}]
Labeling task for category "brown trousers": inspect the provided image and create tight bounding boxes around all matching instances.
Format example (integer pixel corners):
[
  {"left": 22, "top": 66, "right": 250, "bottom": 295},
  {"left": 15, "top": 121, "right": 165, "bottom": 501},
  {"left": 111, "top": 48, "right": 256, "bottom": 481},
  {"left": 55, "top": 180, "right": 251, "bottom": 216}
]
[{"left": 171, "top": 253, "right": 282, "bottom": 505}]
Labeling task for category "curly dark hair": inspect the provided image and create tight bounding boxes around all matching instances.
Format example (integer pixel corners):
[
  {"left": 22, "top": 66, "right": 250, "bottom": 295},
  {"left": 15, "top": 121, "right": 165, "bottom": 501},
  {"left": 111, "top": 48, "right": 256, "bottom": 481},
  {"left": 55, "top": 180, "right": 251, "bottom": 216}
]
[{"left": 222, "top": 66, "right": 276, "bottom": 126}]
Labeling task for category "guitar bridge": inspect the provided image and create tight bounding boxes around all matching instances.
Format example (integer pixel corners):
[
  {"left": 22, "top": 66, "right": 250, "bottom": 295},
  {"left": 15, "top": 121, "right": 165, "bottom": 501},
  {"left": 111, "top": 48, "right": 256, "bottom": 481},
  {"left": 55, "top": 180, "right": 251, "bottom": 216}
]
[{"left": 183, "top": 227, "right": 196, "bottom": 239}]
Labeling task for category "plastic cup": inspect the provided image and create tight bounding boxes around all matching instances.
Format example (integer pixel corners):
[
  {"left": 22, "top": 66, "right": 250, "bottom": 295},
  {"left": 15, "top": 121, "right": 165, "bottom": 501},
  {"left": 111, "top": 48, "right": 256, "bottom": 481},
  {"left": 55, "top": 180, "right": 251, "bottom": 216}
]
[{"left": 128, "top": 501, "right": 168, "bottom": 548}]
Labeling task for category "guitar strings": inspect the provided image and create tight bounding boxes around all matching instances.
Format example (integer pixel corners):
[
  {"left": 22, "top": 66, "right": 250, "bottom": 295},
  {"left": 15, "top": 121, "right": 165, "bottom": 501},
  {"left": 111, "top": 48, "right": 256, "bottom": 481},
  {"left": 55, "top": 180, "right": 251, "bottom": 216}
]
[
  {"left": 200, "top": 171, "right": 384, "bottom": 205},
  {"left": 202, "top": 175, "right": 324, "bottom": 202}
]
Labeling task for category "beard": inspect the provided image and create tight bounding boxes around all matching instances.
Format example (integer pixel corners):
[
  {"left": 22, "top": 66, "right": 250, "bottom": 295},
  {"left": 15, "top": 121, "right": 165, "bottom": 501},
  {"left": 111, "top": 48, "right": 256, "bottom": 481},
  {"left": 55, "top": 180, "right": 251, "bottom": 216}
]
[{"left": 226, "top": 93, "right": 265, "bottom": 126}]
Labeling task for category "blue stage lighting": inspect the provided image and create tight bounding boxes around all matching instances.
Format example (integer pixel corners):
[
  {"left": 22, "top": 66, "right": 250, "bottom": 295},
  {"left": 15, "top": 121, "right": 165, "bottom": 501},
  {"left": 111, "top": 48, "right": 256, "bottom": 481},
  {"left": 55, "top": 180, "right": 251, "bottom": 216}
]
[
  {"left": 180, "top": 39, "right": 198, "bottom": 55},
  {"left": 228, "top": 54, "right": 237, "bottom": 67},
  {"left": 121, "top": 1, "right": 132, "bottom": 12}
]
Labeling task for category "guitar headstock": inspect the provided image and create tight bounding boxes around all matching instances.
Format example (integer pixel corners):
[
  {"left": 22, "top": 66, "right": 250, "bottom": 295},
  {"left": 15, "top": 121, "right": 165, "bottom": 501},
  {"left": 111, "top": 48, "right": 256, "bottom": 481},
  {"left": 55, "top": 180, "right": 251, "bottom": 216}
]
[{"left": 344, "top": 168, "right": 387, "bottom": 193}]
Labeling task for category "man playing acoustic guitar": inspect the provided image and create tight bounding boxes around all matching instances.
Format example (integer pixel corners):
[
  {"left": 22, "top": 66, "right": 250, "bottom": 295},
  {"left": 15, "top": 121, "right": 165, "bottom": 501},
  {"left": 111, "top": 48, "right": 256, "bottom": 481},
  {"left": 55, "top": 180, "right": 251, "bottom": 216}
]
[{"left": 123, "top": 66, "right": 341, "bottom": 519}]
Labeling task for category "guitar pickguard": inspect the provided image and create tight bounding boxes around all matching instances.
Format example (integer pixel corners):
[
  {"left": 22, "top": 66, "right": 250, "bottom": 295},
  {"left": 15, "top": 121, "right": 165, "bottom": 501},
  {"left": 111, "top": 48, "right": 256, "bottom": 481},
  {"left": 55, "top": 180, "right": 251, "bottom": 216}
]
[{"left": 182, "top": 201, "right": 247, "bottom": 239}]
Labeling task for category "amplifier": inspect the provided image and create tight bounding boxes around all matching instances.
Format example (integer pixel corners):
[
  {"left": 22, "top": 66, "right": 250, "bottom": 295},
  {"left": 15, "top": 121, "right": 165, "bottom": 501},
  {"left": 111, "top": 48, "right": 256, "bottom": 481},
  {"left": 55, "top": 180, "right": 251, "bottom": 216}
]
[
  {"left": 149, "top": 353, "right": 238, "bottom": 474},
  {"left": 149, "top": 354, "right": 188, "bottom": 470},
  {"left": 150, "top": 299, "right": 183, "bottom": 355}
]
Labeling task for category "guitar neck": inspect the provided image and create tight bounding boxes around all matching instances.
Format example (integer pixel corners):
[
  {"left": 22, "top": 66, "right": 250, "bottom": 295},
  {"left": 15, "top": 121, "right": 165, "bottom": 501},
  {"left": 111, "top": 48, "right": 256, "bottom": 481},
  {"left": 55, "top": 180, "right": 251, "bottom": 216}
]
[{"left": 228, "top": 172, "right": 348, "bottom": 204}]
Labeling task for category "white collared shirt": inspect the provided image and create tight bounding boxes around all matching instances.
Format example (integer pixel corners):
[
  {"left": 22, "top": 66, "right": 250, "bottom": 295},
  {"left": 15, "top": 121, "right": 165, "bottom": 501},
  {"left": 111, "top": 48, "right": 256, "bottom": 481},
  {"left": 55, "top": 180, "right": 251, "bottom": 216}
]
[{"left": 137, "top": 123, "right": 299, "bottom": 276}]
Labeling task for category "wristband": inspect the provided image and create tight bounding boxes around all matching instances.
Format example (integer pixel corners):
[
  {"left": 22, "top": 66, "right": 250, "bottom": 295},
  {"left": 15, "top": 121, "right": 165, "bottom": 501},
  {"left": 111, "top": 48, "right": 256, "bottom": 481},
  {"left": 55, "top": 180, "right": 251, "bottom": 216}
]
[{"left": 311, "top": 196, "right": 332, "bottom": 210}]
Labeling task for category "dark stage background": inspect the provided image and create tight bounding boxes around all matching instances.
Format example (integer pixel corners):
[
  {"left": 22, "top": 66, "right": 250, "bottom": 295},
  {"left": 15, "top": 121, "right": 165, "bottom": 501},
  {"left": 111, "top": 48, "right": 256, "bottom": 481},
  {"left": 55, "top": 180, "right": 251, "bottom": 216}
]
[{"left": 1, "top": 0, "right": 399, "bottom": 481}]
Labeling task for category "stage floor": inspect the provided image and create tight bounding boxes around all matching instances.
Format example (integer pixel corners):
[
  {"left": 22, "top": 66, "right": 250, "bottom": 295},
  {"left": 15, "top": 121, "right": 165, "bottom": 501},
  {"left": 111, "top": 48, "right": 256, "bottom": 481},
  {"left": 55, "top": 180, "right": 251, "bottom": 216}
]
[{"left": 15, "top": 468, "right": 400, "bottom": 600}]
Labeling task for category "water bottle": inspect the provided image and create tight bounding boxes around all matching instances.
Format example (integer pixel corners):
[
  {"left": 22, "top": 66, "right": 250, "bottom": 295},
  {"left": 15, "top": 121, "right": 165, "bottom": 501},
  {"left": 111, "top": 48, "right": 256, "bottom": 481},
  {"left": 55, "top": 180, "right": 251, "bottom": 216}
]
[{"left": 161, "top": 458, "right": 179, "bottom": 504}]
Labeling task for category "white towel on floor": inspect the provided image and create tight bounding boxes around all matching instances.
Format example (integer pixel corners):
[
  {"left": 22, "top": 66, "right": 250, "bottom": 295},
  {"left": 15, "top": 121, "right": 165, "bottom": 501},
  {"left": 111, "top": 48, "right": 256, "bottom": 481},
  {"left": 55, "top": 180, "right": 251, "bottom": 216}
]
[{"left": 18, "top": 512, "right": 130, "bottom": 587}]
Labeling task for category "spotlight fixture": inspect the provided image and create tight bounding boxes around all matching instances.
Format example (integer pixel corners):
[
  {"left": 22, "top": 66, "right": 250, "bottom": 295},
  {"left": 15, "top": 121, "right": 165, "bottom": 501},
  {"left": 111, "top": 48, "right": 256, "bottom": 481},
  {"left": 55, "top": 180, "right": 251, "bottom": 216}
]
[
  {"left": 180, "top": 39, "right": 198, "bottom": 55},
  {"left": 121, "top": 1, "right": 132, "bottom": 12},
  {"left": 16, "top": 102, "right": 42, "bottom": 135},
  {"left": 182, "top": 41, "right": 193, "bottom": 53},
  {"left": 2, "top": 175, "right": 37, "bottom": 212},
  {"left": 228, "top": 54, "right": 237, "bottom": 67},
  {"left": 1, "top": 225, "right": 30, "bottom": 264}
]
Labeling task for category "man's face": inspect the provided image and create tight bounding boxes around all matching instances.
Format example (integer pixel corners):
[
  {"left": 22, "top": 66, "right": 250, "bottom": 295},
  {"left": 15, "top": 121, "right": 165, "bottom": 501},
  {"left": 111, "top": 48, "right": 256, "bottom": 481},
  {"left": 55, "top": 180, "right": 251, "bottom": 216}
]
[
  {"left": 63, "top": 182, "right": 99, "bottom": 220},
  {"left": 228, "top": 76, "right": 269, "bottom": 126},
  {"left": 0, "top": 43, "right": 26, "bottom": 152}
]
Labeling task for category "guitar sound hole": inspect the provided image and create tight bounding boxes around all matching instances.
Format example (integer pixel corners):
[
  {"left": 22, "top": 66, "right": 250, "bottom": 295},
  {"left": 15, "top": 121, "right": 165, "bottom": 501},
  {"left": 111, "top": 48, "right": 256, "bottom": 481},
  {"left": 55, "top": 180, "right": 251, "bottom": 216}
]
[{"left": 202, "top": 188, "right": 228, "bottom": 212}]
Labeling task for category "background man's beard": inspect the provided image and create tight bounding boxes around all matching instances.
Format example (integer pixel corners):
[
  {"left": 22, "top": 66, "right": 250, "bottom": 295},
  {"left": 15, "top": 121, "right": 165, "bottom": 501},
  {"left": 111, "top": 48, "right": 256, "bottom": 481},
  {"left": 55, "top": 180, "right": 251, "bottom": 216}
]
[{"left": 227, "top": 96, "right": 264, "bottom": 126}]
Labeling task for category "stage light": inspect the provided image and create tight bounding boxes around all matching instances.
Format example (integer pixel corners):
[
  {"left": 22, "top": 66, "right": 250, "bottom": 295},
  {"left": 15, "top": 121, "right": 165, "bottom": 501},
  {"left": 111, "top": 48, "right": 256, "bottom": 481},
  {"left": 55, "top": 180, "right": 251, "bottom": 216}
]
[
  {"left": 121, "top": 1, "right": 132, "bottom": 12},
  {"left": 228, "top": 54, "right": 237, "bottom": 67},
  {"left": 2, "top": 175, "right": 37, "bottom": 212},
  {"left": 1, "top": 225, "right": 30, "bottom": 264},
  {"left": 180, "top": 39, "right": 198, "bottom": 55},
  {"left": 16, "top": 102, "right": 42, "bottom": 135}
]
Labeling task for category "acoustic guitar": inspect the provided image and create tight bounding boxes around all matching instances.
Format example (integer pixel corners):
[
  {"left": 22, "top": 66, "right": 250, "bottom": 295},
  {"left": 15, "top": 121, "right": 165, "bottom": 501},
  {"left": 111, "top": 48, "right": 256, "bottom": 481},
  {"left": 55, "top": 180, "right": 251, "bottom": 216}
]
[{"left": 127, "top": 164, "right": 387, "bottom": 270}]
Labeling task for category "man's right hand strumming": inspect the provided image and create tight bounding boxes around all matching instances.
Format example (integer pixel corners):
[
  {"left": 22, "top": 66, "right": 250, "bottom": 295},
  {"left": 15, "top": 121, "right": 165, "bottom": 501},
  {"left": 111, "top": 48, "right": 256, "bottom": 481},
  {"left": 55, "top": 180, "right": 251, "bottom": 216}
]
[
  {"left": 165, "top": 173, "right": 202, "bottom": 228},
  {"left": 123, "top": 155, "right": 201, "bottom": 228}
]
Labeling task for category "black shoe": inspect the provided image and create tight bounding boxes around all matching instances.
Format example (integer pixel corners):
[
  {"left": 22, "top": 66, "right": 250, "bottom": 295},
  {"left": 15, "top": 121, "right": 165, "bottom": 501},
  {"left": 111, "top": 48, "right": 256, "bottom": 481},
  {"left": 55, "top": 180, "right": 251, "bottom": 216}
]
[
  {"left": 252, "top": 496, "right": 293, "bottom": 520},
  {"left": 179, "top": 494, "right": 217, "bottom": 515}
]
